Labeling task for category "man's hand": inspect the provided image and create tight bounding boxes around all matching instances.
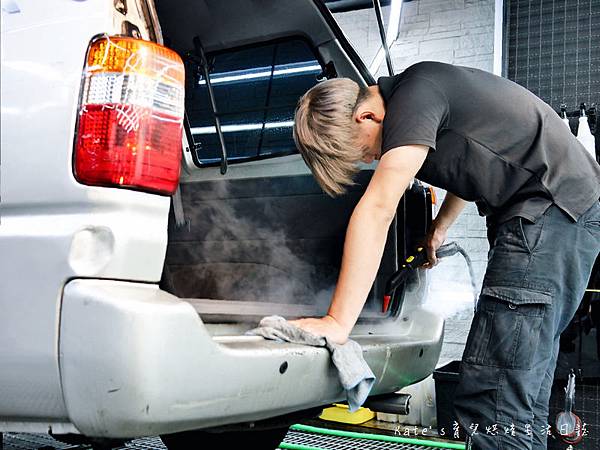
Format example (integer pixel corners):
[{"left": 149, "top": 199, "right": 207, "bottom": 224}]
[
  {"left": 288, "top": 315, "right": 350, "bottom": 345},
  {"left": 423, "top": 192, "right": 467, "bottom": 267},
  {"left": 423, "top": 224, "right": 447, "bottom": 267}
]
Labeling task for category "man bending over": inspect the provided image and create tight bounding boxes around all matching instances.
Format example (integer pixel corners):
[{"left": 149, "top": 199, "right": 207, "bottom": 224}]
[{"left": 290, "top": 61, "right": 600, "bottom": 450}]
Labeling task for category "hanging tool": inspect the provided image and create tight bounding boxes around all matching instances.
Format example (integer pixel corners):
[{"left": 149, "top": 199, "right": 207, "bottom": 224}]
[
  {"left": 382, "top": 242, "right": 478, "bottom": 314},
  {"left": 577, "top": 103, "right": 596, "bottom": 160},
  {"left": 560, "top": 104, "right": 571, "bottom": 130},
  {"left": 555, "top": 370, "right": 584, "bottom": 445}
]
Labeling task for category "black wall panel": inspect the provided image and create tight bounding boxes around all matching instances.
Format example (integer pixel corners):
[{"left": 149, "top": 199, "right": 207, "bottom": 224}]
[{"left": 506, "top": 0, "right": 600, "bottom": 111}]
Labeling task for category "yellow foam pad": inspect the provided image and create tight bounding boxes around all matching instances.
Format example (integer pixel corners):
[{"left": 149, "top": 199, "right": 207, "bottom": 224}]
[{"left": 319, "top": 404, "right": 375, "bottom": 424}]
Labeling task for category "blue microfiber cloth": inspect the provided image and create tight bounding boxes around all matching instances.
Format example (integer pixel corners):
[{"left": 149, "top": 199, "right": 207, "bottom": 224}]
[{"left": 245, "top": 315, "right": 376, "bottom": 412}]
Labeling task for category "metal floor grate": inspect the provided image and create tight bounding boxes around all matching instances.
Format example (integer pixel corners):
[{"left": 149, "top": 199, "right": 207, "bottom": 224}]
[
  {"left": 3, "top": 429, "right": 451, "bottom": 450},
  {"left": 2, "top": 433, "right": 167, "bottom": 450},
  {"left": 281, "top": 429, "right": 447, "bottom": 449}
]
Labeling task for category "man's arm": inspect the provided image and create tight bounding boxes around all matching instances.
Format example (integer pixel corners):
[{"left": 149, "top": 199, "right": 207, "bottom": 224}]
[
  {"left": 424, "top": 192, "right": 467, "bottom": 267},
  {"left": 289, "top": 145, "right": 429, "bottom": 344}
]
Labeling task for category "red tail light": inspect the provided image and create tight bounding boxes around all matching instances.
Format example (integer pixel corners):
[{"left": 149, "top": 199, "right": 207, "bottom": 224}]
[{"left": 74, "top": 36, "right": 185, "bottom": 195}]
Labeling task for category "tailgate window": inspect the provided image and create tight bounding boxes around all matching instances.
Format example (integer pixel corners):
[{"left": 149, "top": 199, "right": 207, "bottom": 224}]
[{"left": 186, "top": 38, "right": 323, "bottom": 166}]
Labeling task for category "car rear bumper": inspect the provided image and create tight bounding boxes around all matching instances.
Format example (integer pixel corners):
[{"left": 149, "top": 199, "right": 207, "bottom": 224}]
[{"left": 59, "top": 279, "right": 443, "bottom": 438}]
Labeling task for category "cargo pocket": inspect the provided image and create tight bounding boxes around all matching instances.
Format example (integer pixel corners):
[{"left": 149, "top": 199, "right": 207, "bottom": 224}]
[
  {"left": 463, "top": 293, "right": 549, "bottom": 370},
  {"left": 481, "top": 284, "right": 553, "bottom": 305}
]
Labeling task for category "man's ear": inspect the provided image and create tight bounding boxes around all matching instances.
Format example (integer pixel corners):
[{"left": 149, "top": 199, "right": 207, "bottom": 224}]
[{"left": 355, "top": 110, "right": 382, "bottom": 124}]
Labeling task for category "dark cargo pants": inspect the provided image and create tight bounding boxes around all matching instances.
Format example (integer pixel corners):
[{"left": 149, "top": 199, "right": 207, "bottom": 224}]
[{"left": 453, "top": 201, "right": 600, "bottom": 449}]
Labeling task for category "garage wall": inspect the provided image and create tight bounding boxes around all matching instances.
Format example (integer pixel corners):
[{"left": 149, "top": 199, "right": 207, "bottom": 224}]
[
  {"left": 506, "top": 0, "right": 600, "bottom": 111},
  {"left": 333, "top": 0, "right": 498, "bottom": 364}
]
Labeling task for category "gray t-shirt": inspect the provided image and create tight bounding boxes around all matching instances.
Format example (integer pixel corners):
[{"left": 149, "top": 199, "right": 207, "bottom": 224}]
[{"left": 378, "top": 61, "right": 600, "bottom": 225}]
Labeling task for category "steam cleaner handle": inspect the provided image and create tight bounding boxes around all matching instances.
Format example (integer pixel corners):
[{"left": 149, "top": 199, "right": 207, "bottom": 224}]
[
  {"left": 382, "top": 242, "right": 462, "bottom": 313},
  {"left": 401, "top": 242, "right": 460, "bottom": 271}
]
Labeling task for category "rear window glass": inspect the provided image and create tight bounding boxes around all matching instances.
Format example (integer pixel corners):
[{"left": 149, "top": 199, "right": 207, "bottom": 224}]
[{"left": 185, "top": 39, "right": 322, "bottom": 166}]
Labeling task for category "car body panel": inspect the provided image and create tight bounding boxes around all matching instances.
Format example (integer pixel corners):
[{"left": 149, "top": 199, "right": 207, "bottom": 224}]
[
  {"left": 59, "top": 278, "right": 443, "bottom": 437},
  {"left": 0, "top": 0, "right": 444, "bottom": 436}
]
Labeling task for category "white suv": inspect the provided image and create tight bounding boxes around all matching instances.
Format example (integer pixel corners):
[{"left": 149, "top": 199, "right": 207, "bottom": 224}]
[{"left": 0, "top": 1, "right": 443, "bottom": 448}]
